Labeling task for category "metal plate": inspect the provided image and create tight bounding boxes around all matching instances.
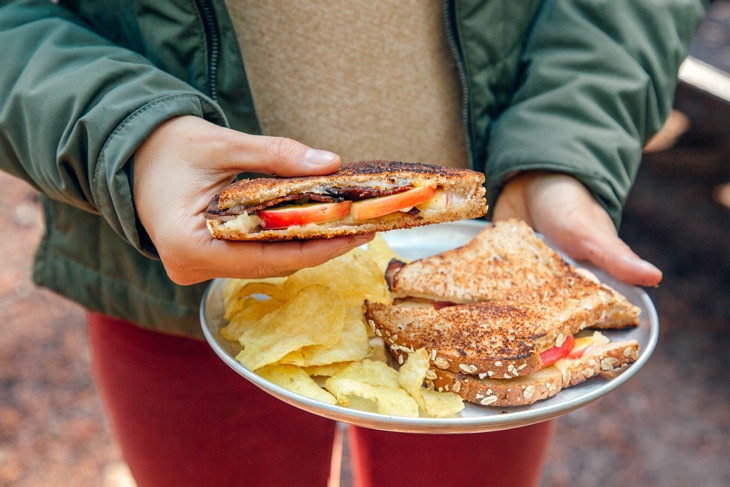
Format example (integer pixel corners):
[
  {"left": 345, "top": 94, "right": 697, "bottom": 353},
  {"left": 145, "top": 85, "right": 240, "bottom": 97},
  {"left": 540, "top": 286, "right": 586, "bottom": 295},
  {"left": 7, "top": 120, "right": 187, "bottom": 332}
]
[{"left": 201, "top": 220, "right": 659, "bottom": 434}]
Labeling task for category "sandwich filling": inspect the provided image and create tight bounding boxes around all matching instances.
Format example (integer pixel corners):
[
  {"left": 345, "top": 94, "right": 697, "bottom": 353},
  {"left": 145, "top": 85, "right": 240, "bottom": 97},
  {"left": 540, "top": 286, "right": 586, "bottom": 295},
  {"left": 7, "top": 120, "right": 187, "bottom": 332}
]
[{"left": 207, "top": 183, "right": 456, "bottom": 232}]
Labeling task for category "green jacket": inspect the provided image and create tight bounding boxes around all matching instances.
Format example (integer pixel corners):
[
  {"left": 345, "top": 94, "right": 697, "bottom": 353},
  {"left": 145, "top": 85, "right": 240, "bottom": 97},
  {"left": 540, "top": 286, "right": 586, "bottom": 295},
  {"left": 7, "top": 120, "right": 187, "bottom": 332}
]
[{"left": 0, "top": 0, "right": 705, "bottom": 337}]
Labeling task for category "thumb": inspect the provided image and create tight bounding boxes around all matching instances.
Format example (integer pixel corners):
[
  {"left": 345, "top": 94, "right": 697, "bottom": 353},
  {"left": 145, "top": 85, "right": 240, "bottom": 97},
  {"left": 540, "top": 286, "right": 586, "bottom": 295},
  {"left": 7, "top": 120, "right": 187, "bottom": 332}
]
[
  {"left": 241, "top": 134, "right": 341, "bottom": 177},
  {"left": 158, "top": 116, "right": 342, "bottom": 177},
  {"left": 202, "top": 122, "right": 341, "bottom": 177}
]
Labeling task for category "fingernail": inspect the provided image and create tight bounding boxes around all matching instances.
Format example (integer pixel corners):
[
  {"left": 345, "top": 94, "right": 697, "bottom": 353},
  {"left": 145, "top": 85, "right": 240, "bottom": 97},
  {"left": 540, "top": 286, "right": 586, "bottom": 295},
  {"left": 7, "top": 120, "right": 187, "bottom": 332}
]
[
  {"left": 626, "top": 255, "right": 663, "bottom": 286},
  {"left": 628, "top": 255, "right": 661, "bottom": 274},
  {"left": 640, "top": 260, "right": 661, "bottom": 274},
  {"left": 303, "top": 148, "right": 338, "bottom": 166}
]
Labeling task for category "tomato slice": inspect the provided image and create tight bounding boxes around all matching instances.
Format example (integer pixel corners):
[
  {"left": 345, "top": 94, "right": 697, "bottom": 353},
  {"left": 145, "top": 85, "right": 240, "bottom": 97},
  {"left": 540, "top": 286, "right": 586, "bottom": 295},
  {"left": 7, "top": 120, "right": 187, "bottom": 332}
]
[
  {"left": 257, "top": 201, "right": 352, "bottom": 229},
  {"left": 351, "top": 186, "right": 436, "bottom": 221},
  {"left": 540, "top": 335, "right": 576, "bottom": 368}
]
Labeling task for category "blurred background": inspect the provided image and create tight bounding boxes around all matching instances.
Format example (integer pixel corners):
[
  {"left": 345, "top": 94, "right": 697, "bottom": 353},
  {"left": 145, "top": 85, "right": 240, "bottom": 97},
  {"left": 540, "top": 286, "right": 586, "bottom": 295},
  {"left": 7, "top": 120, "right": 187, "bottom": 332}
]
[{"left": 1, "top": 2, "right": 729, "bottom": 486}]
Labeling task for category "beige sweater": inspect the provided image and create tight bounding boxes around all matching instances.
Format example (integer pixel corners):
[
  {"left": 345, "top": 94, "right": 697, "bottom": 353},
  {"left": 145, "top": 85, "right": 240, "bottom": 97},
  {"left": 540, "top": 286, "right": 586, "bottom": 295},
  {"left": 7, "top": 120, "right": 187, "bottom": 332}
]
[{"left": 224, "top": 0, "right": 468, "bottom": 168}]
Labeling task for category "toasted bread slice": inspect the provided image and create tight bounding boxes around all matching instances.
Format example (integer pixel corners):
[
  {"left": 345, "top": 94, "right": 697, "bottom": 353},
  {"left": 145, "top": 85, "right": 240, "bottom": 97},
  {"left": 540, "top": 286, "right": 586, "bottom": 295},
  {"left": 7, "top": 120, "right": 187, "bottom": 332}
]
[
  {"left": 365, "top": 294, "right": 624, "bottom": 379},
  {"left": 206, "top": 160, "right": 486, "bottom": 241},
  {"left": 428, "top": 338, "right": 639, "bottom": 407},
  {"left": 385, "top": 218, "right": 640, "bottom": 328}
]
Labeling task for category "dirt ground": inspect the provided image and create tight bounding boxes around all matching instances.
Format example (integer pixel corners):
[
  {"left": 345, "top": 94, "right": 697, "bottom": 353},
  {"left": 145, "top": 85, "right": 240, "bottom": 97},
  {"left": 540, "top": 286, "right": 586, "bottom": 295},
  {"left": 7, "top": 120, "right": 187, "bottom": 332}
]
[
  {"left": 0, "top": 175, "right": 125, "bottom": 486},
  {"left": 2, "top": 23, "right": 730, "bottom": 487}
]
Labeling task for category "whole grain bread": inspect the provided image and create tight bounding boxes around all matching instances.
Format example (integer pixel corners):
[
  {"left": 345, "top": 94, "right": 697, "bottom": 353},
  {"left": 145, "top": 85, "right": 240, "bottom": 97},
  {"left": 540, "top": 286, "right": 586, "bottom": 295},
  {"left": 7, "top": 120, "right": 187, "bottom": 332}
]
[
  {"left": 428, "top": 338, "right": 639, "bottom": 407},
  {"left": 365, "top": 292, "right": 629, "bottom": 379},
  {"left": 385, "top": 218, "right": 640, "bottom": 328}
]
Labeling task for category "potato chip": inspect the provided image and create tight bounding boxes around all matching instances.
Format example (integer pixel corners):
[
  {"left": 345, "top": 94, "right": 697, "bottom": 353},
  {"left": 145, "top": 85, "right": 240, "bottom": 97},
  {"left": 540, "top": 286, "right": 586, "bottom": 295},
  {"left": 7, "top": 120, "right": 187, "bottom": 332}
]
[
  {"left": 220, "top": 296, "right": 281, "bottom": 342},
  {"left": 221, "top": 277, "right": 287, "bottom": 318},
  {"left": 417, "top": 388, "right": 465, "bottom": 418},
  {"left": 303, "top": 362, "right": 351, "bottom": 377},
  {"left": 364, "top": 233, "right": 403, "bottom": 273},
  {"left": 219, "top": 236, "right": 438, "bottom": 415},
  {"left": 234, "top": 285, "right": 346, "bottom": 371},
  {"left": 399, "top": 348, "right": 464, "bottom": 417},
  {"left": 278, "top": 307, "right": 370, "bottom": 367},
  {"left": 283, "top": 248, "right": 389, "bottom": 307},
  {"left": 324, "top": 360, "right": 419, "bottom": 417},
  {"left": 366, "top": 336, "right": 389, "bottom": 364},
  {"left": 239, "top": 281, "right": 301, "bottom": 303},
  {"left": 256, "top": 364, "right": 337, "bottom": 405}
]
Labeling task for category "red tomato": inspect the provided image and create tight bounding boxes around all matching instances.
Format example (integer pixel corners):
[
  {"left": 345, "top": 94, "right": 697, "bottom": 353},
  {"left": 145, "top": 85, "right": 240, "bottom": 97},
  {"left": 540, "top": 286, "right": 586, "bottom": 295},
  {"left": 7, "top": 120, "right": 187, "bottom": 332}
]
[
  {"left": 351, "top": 186, "right": 436, "bottom": 221},
  {"left": 257, "top": 201, "right": 352, "bottom": 229},
  {"left": 539, "top": 335, "right": 576, "bottom": 368}
]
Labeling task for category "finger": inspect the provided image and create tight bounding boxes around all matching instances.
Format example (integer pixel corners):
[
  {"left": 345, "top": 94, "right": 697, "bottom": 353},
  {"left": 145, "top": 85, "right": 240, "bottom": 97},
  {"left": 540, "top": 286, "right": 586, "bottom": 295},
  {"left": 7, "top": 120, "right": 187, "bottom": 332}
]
[
  {"left": 548, "top": 214, "right": 663, "bottom": 288},
  {"left": 493, "top": 171, "right": 662, "bottom": 287},
  {"left": 249, "top": 234, "right": 376, "bottom": 278},
  {"left": 576, "top": 234, "right": 663, "bottom": 288},
  {"left": 164, "top": 234, "right": 375, "bottom": 285}
]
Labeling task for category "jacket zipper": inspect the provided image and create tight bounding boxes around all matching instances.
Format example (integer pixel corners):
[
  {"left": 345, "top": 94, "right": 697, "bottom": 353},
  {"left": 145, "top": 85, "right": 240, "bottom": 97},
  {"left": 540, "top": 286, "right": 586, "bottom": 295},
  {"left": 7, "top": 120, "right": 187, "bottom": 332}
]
[
  {"left": 195, "top": 0, "right": 220, "bottom": 100},
  {"left": 442, "top": 0, "right": 475, "bottom": 170}
]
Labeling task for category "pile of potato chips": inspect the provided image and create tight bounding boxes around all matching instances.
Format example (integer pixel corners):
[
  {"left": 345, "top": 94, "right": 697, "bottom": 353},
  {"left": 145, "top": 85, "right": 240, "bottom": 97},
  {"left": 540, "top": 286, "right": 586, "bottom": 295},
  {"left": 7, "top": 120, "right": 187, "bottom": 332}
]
[{"left": 220, "top": 235, "right": 464, "bottom": 418}]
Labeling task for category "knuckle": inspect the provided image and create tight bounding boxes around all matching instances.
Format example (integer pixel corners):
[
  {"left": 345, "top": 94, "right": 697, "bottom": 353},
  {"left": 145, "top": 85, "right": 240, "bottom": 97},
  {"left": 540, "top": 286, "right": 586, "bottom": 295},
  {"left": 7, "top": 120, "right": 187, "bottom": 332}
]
[
  {"left": 248, "top": 262, "right": 292, "bottom": 280},
  {"left": 209, "top": 130, "right": 240, "bottom": 161},
  {"left": 265, "top": 137, "right": 301, "bottom": 162}
]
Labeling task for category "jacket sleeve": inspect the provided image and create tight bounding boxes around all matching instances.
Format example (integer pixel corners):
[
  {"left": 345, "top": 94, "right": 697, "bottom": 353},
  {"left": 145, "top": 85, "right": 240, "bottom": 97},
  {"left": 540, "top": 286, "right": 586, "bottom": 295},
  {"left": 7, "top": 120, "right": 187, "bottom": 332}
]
[
  {"left": 484, "top": 0, "right": 706, "bottom": 226},
  {"left": 0, "top": 0, "right": 226, "bottom": 255}
]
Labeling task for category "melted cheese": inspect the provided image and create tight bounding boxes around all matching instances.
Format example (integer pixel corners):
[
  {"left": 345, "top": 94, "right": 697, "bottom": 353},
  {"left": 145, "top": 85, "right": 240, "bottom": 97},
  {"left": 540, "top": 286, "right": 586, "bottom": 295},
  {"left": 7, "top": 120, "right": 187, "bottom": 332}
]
[{"left": 224, "top": 213, "right": 262, "bottom": 234}]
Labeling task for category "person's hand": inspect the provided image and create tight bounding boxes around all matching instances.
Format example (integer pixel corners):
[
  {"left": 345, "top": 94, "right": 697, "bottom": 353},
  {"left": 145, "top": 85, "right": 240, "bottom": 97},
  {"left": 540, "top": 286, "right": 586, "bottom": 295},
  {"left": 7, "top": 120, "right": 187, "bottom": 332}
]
[
  {"left": 132, "top": 116, "right": 373, "bottom": 285},
  {"left": 492, "top": 171, "right": 662, "bottom": 287}
]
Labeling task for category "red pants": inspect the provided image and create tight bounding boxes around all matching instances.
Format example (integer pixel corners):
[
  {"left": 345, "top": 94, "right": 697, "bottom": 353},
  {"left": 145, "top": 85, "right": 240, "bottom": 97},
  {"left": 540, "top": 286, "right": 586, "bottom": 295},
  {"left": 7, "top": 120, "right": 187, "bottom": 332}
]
[{"left": 87, "top": 313, "right": 554, "bottom": 487}]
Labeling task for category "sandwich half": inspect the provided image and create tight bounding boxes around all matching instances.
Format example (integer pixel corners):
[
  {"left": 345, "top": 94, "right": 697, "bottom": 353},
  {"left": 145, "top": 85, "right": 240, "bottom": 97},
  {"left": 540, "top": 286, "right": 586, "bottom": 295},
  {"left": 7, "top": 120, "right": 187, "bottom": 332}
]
[
  {"left": 206, "top": 160, "right": 487, "bottom": 241},
  {"left": 365, "top": 296, "right": 632, "bottom": 380},
  {"left": 364, "top": 218, "right": 642, "bottom": 407},
  {"left": 384, "top": 218, "right": 640, "bottom": 328}
]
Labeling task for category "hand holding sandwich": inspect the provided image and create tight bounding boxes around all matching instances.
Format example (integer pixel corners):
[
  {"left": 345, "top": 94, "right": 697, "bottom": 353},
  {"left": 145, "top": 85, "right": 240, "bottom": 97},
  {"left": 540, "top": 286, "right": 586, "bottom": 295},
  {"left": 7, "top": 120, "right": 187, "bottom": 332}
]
[
  {"left": 132, "top": 116, "right": 373, "bottom": 285},
  {"left": 493, "top": 171, "right": 662, "bottom": 287}
]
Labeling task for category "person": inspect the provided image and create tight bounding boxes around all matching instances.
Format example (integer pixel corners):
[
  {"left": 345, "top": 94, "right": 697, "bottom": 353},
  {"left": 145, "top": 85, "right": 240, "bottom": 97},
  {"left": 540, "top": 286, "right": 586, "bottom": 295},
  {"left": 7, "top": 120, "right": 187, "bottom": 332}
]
[{"left": 0, "top": 1, "right": 706, "bottom": 486}]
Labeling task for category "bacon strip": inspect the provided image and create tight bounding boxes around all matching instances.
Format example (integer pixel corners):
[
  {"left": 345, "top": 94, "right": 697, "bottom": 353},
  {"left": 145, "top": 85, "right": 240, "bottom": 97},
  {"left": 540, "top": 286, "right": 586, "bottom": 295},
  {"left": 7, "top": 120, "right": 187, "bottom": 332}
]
[{"left": 206, "top": 185, "right": 411, "bottom": 219}]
